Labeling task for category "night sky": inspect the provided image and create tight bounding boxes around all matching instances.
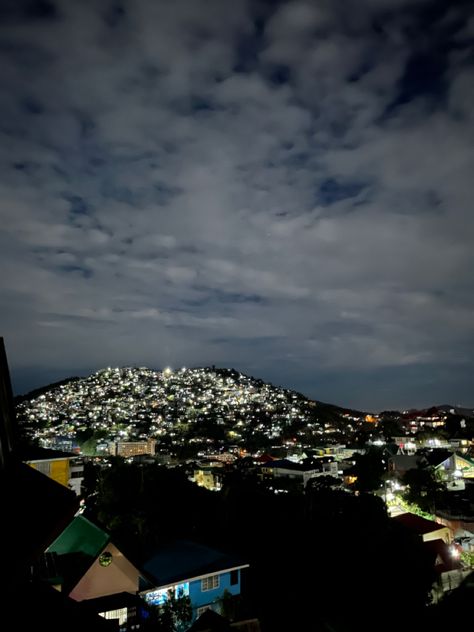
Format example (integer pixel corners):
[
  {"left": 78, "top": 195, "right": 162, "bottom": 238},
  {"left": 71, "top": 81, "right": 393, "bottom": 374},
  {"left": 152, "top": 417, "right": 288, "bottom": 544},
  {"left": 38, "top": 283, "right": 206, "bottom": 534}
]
[{"left": 1, "top": 0, "right": 473, "bottom": 410}]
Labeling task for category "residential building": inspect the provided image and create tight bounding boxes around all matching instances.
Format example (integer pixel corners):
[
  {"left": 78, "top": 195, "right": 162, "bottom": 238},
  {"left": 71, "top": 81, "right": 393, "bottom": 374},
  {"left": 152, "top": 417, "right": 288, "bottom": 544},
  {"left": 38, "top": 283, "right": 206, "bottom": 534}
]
[
  {"left": 82, "top": 592, "right": 145, "bottom": 631},
  {"left": 392, "top": 512, "right": 453, "bottom": 543},
  {"left": 391, "top": 512, "right": 469, "bottom": 600},
  {"left": 22, "top": 446, "right": 84, "bottom": 495},
  {"left": 46, "top": 515, "right": 144, "bottom": 629},
  {"left": 109, "top": 438, "right": 156, "bottom": 458},
  {"left": 425, "top": 539, "right": 466, "bottom": 602},
  {"left": 261, "top": 457, "right": 338, "bottom": 487},
  {"left": 140, "top": 540, "right": 248, "bottom": 622},
  {"left": 389, "top": 450, "right": 472, "bottom": 491},
  {"left": 193, "top": 459, "right": 225, "bottom": 491}
]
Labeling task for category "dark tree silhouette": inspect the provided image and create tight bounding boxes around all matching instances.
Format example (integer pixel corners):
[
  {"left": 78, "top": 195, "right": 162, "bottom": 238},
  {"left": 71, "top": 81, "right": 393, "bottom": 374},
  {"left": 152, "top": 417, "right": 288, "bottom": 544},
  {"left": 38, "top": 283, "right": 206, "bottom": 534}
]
[{"left": 402, "top": 464, "right": 443, "bottom": 512}]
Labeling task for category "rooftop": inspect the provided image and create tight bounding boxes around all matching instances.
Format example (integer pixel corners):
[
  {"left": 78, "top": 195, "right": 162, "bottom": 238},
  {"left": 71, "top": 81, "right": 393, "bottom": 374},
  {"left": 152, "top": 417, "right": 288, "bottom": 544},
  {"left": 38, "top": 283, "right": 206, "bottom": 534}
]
[
  {"left": 48, "top": 516, "right": 109, "bottom": 558},
  {"left": 263, "top": 459, "right": 321, "bottom": 472},
  {"left": 20, "top": 446, "right": 78, "bottom": 461},
  {"left": 392, "top": 513, "right": 448, "bottom": 535},
  {"left": 142, "top": 540, "right": 247, "bottom": 588}
]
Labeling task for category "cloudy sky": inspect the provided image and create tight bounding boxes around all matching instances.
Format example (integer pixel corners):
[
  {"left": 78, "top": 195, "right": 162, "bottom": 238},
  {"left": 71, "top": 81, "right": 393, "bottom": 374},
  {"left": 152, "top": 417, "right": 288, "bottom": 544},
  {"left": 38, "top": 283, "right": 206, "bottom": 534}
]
[{"left": 1, "top": 0, "right": 473, "bottom": 410}]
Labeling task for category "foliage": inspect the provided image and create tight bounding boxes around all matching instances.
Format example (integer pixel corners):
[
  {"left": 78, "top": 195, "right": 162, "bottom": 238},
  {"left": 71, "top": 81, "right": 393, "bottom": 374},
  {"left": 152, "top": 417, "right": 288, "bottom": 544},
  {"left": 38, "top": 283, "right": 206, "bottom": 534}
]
[
  {"left": 396, "top": 496, "right": 436, "bottom": 522},
  {"left": 81, "top": 460, "right": 99, "bottom": 499},
  {"left": 379, "top": 418, "right": 404, "bottom": 440},
  {"left": 220, "top": 589, "right": 241, "bottom": 622},
  {"left": 90, "top": 459, "right": 435, "bottom": 632},
  {"left": 402, "top": 464, "right": 443, "bottom": 512},
  {"left": 350, "top": 447, "right": 386, "bottom": 492},
  {"left": 221, "top": 479, "right": 434, "bottom": 631},
  {"left": 461, "top": 551, "right": 474, "bottom": 569},
  {"left": 91, "top": 462, "right": 220, "bottom": 557},
  {"left": 77, "top": 429, "right": 109, "bottom": 455},
  {"left": 305, "top": 475, "right": 343, "bottom": 492},
  {"left": 144, "top": 589, "right": 192, "bottom": 632},
  {"left": 161, "top": 588, "right": 193, "bottom": 632}
]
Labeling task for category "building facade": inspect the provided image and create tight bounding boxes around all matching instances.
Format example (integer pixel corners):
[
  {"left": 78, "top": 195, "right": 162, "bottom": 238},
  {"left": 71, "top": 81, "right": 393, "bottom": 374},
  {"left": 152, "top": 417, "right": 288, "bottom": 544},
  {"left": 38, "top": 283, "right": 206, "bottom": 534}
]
[
  {"left": 140, "top": 540, "right": 248, "bottom": 623},
  {"left": 109, "top": 439, "right": 156, "bottom": 458},
  {"left": 24, "top": 449, "right": 84, "bottom": 495}
]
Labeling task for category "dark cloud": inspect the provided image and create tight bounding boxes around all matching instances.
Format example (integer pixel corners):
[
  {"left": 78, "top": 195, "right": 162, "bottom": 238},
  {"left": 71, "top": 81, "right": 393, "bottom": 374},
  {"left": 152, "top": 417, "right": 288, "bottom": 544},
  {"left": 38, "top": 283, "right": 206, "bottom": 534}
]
[{"left": 1, "top": 0, "right": 473, "bottom": 409}]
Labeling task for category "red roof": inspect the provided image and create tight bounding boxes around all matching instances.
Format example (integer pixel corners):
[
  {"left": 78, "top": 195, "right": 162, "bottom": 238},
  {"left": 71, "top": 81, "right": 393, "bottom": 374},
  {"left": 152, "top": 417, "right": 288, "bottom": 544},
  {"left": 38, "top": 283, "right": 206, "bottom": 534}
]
[
  {"left": 256, "top": 453, "right": 275, "bottom": 463},
  {"left": 392, "top": 513, "right": 448, "bottom": 535}
]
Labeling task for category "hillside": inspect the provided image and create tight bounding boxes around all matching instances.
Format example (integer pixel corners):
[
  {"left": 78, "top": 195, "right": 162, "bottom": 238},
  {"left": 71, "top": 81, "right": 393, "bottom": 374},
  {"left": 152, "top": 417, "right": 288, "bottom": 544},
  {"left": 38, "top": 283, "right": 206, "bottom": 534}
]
[{"left": 15, "top": 366, "right": 360, "bottom": 451}]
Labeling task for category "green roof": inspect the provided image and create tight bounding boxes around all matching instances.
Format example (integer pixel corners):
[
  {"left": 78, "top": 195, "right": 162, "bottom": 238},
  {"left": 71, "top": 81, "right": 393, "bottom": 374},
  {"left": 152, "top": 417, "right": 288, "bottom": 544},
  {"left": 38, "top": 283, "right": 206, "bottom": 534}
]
[{"left": 47, "top": 515, "right": 109, "bottom": 558}]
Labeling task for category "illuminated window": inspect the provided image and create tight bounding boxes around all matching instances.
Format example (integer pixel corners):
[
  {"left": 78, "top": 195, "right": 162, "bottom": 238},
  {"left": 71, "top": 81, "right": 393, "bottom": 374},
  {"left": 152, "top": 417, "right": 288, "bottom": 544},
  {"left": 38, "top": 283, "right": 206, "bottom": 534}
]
[
  {"left": 144, "top": 583, "right": 189, "bottom": 606},
  {"left": 201, "top": 574, "right": 220, "bottom": 591},
  {"left": 99, "top": 608, "right": 127, "bottom": 625}
]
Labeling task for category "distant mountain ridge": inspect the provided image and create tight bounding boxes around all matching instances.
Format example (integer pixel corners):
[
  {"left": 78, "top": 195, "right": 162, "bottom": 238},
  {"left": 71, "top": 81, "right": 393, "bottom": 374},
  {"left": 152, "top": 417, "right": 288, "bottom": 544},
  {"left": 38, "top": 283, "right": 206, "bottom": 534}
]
[
  {"left": 436, "top": 404, "right": 474, "bottom": 417},
  {"left": 14, "top": 376, "right": 80, "bottom": 403},
  {"left": 401, "top": 404, "right": 474, "bottom": 419}
]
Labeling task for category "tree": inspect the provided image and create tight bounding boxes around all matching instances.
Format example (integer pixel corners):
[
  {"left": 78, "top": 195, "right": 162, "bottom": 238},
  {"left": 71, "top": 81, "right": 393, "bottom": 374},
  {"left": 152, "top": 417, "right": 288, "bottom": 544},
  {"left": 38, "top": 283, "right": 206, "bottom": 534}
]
[
  {"left": 402, "top": 463, "right": 443, "bottom": 512},
  {"left": 158, "top": 589, "right": 192, "bottom": 632},
  {"left": 221, "top": 589, "right": 242, "bottom": 621},
  {"left": 91, "top": 461, "right": 220, "bottom": 557},
  {"left": 81, "top": 459, "right": 99, "bottom": 499},
  {"left": 305, "top": 475, "right": 343, "bottom": 492},
  {"left": 379, "top": 418, "right": 404, "bottom": 441},
  {"left": 144, "top": 590, "right": 192, "bottom": 632},
  {"left": 350, "top": 447, "right": 386, "bottom": 492}
]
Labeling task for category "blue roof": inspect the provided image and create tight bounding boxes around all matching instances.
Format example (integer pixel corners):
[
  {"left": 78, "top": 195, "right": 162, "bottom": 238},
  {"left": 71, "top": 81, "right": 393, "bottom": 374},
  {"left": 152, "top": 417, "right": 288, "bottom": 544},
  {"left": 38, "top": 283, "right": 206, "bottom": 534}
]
[{"left": 142, "top": 540, "right": 247, "bottom": 588}]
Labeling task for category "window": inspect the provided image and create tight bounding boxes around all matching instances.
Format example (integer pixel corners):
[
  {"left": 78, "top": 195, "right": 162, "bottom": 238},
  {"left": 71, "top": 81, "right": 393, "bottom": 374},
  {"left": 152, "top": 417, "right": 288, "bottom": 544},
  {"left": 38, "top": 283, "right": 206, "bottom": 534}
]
[
  {"left": 144, "top": 582, "right": 189, "bottom": 606},
  {"left": 197, "top": 605, "right": 213, "bottom": 617},
  {"left": 35, "top": 461, "right": 51, "bottom": 475},
  {"left": 201, "top": 574, "right": 220, "bottom": 591},
  {"left": 98, "top": 608, "right": 127, "bottom": 626},
  {"left": 230, "top": 569, "right": 239, "bottom": 586}
]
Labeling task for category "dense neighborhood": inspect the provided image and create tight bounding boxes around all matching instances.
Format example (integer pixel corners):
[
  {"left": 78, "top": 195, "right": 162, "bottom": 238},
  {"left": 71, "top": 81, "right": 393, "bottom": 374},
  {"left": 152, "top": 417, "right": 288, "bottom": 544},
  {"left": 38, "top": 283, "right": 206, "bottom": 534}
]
[{"left": 10, "top": 364, "right": 474, "bottom": 631}]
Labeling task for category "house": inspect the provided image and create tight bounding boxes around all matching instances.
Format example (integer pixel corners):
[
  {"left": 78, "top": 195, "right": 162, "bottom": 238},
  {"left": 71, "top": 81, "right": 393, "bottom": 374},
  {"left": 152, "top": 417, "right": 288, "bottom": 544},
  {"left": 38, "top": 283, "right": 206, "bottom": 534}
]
[
  {"left": 392, "top": 512, "right": 453, "bottom": 543},
  {"left": 82, "top": 592, "right": 146, "bottom": 631},
  {"left": 22, "top": 446, "right": 84, "bottom": 495},
  {"left": 140, "top": 540, "right": 248, "bottom": 622},
  {"left": 424, "top": 539, "right": 466, "bottom": 601},
  {"left": 389, "top": 450, "right": 467, "bottom": 491},
  {"left": 46, "top": 515, "right": 144, "bottom": 629},
  {"left": 392, "top": 512, "right": 469, "bottom": 601},
  {"left": 109, "top": 438, "right": 156, "bottom": 458},
  {"left": 41, "top": 436, "right": 81, "bottom": 454},
  {"left": 193, "top": 459, "right": 225, "bottom": 491},
  {"left": 425, "top": 539, "right": 460, "bottom": 576},
  {"left": 451, "top": 453, "right": 474, "bottom": 479},
  {"left": 392, "top": 437, "right": 417, "bottom": 455},
  {"left": 448, "top": 439, "right": 472, "bottom": 454},
  {"left": 260, "top": 457, "right": 338, "bottom": 487}
]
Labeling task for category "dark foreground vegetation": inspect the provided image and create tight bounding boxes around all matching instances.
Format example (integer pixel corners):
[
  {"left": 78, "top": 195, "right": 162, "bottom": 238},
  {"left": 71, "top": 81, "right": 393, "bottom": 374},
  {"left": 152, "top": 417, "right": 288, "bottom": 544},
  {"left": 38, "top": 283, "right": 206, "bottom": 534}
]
[{"left": 86, "top": 461, "right": 436, "bottom": 632}]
